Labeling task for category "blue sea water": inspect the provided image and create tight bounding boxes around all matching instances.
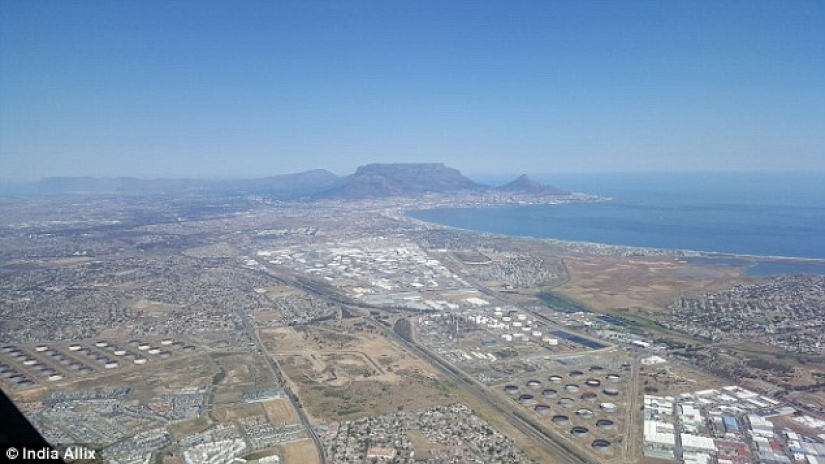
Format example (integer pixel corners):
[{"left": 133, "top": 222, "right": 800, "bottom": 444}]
[{"left": 409, "top": 172, "right": 825, "bottom": 272}]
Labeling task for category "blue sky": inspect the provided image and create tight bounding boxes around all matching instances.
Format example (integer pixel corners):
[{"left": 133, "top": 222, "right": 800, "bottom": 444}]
[{"left": 1, "top": 1, "right": 824, "bottom": 179}]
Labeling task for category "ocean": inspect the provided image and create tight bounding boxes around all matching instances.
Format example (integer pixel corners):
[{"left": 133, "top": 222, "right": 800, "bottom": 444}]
[{"left": 409, "top": 172, "right": 825, "bottom": 274}]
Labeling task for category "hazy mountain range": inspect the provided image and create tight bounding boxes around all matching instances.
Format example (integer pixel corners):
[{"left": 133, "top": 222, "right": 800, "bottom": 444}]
[{"left": 2, "top": 163, "right": 569, "bottom": 199}]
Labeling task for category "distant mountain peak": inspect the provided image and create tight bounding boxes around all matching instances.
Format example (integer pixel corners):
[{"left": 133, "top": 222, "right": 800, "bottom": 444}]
[{"left": 498, "top": 174, "right": 568, "bottom": 195}]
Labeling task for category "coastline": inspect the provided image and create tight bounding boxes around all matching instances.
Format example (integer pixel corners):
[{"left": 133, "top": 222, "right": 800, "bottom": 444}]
[{"left": 402, "top": 207, "right": 825, "bottom": 272}]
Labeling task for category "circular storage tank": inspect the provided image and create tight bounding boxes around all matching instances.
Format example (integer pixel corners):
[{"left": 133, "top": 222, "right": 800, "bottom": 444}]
[
  {"left": 565, "top": 384, "right": 580, "bottom": 393},
  {"left": 23, "top": 359, "right": 37, "bottom": 366},
  {"left": 78, "top": 368, "right": 93, "bottom": 374},
  {"left": 592, "top": 439, "right": 612, "bottom": 452},
  {"left": 159, "top": 351, "right": 172, "bottom": 359},
  {"left": 548, "top": 375, "right": 563, "bottom": 383},
  {"left": 128, "top": 340, "right": 140, "bottom": 347},
  {"left": 526, "top": 379, "right": 542, "bottom": 389},
  {"left": 596, "top": 419, "right": 615, "bottom": 430},
  {"left": 589, "top": 365, "right": 604, "bottom": 372},
  {"left": 570, "top": 426, "right": 590, "bottom": 438},
  {"left": 603, "top": 387, "right": 620, "bottom": 396},
  {"left": 551, "top": 415, "right": 570, "bottom": 425},
  {"left": 183, "top": 346, "right": 196, "bottom": 352},
  {"left": 134, "top": 358, "right": 147, "bottom": 365},
  {"left": 606, "top": 373, "right": 621, "bottom": 382},
  {"left": 581, "top": 392, "right": 598, "bottom": 402},
  {"left": 518, "top": 394, "right": 535, "bottom": 405},
  {"left": 138, "top": 344, "right": 150, "bottom": 351},
  {"left": 576, "top": 408, "right": 594, "bottom": 419},
  {"left": 534, "top": 404, "right": 551, "bottom": 415},
  {"left": 69, "top": 345, "right": 81, "bottom": 351},
  {"left": 600, "top": 402, "right": 618, "bottom": 413},
  {"left": 569, "top": 370, "right": 584, "bottom": 378},
  {"left": 95, "top": 341, "right": 109, "bottom": 348},
  {"left": 558, "top": 397, "right": 574, "bottom": 408},
  {"left": 161, "top": 339, "right": 173, "bottom": 345},
  {"left": 148, "top": 348, "right": 161, "bottom": 355},
  {"left": 504, "top": 385, "right": 519, "bottom": 395},
  {"left": 541, "top": 389, "right": 558, "bottom": 399},
  {"left": 585, "top": 378, "right": 601, "bottom": 387},
  {"left": 114, "top": 350, "right": 126, "bottom": 356},
  {"left": 35, "top": 345, "right": 48, "bottom": 352}
]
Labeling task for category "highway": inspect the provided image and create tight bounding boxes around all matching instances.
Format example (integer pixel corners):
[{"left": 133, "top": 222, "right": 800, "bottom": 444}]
[
  {"left": 240, "top": 313, "right": 327, "bottom": 464},
  {"left": 253, "top": 261, "right": 597, "bottom": 463},
  {"left": 374, "top": 316, "right": 596, "bottom": 464}
]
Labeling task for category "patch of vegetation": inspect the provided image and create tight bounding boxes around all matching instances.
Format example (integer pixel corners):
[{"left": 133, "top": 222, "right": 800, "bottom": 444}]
[
  {"left": 393, "top": 317, "right": 413, "bottom": 342},
  {"left": 336, "top": 406, "right": 364, "bottom": 416},
  {"left": 537, "top": 290, "right": 590, "bottom": 313},
  {"left": 745, "top": 359, "right": 794, "bottom": 376},
  {"left": 211, "top": 369, "right": 226, "bottom": 385}
]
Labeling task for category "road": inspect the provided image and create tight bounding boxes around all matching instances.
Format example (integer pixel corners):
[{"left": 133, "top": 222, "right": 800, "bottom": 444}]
[
  {"left": 375, "top": 316, "right": 595, "bottom": 464},
  {"left": 252, "top": 261, "right": 600, "bottom": 463},
  {"left": 240, "top": 314, "right": 327, "bottom": 464},
  {"left": 625, "top": 356, "right": 641, "bottom": 461}
]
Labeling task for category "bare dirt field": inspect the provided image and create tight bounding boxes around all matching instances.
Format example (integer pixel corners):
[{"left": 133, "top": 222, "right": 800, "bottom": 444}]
[
  {"left": 212, "top": 402, "right": 265, "bottom": 422},
  {"left": 262, "top": 398, "right": 299, "bottom": 424},
  {"left": 556, "top": 255, "right": 748, "bottom": 313},
  {"left": 280, "top": 438, "right": 319, "bottom": 464},
  {"left": 261, "top": 323, "right": 449, "bottom": 422},
  {"left": 639, "top": 363, "right": 727, "bottom": 397}
]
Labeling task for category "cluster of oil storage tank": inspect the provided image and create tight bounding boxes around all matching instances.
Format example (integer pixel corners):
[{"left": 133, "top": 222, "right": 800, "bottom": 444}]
[
  {"left": 2, "top": 345, "right": 73, "bottom": 383},
  {"left": 75, "top": 344, "right": 127, "bottom": 368},
  {"left": 502, "top": 364, "right": 622, "bottom": 456},
  {"left": 39, "top": 347, "right": 92, "bottom": 376},
  {"left": 480, "top": 308, "right": 559, "bottom": 345},
  {"left": 0, "top": 360, "right": 35, "bottom": 388},
  {"left": 128, "top": 339, "right": 194, "bottom": 354}
]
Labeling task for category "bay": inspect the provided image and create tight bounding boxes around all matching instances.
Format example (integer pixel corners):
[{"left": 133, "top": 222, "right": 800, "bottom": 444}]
[{"left": 409, "top": 172, "right": 825, "bottom": 268}]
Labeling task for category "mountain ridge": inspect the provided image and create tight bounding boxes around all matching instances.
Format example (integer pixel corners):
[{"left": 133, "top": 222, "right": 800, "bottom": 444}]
[{"left": 6, "top": 164, "right": 570, "bottom": 199}]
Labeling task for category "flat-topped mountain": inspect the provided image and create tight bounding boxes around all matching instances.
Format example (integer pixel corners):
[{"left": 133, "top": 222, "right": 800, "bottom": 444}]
[
  {"left": 318, "top": 163, "right": 484, "bottom": 199},
  {"left": 497, "top": 174, "right": 568, "bottom": 195}
]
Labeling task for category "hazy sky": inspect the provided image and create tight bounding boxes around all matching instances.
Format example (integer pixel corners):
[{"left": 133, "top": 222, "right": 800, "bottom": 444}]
[{"left": 2, "top": 1, "right": 824, "bottom": 179}]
